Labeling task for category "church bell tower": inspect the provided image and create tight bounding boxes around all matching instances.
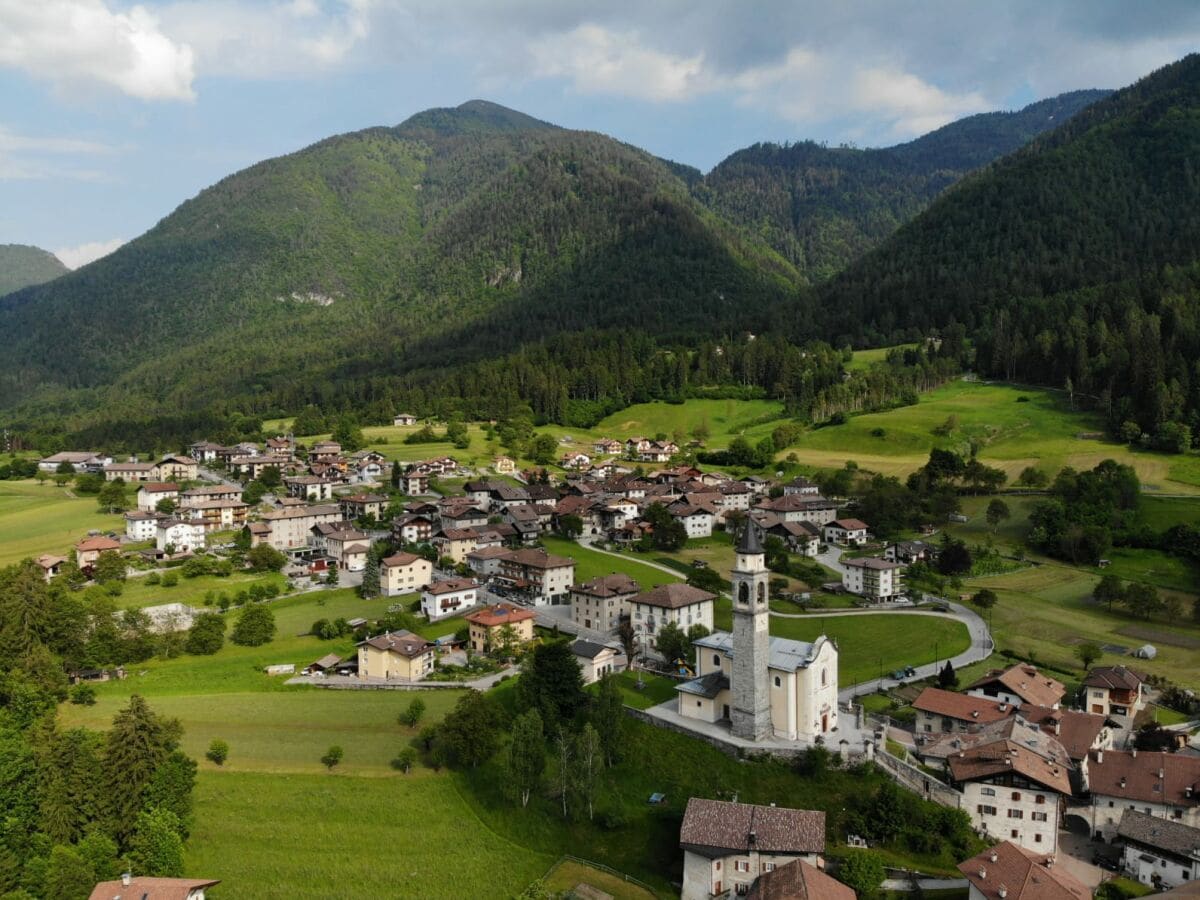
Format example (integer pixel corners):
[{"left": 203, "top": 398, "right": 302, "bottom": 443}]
[{"left": 730, "top": 522, "right": 772, "bottom": 741}]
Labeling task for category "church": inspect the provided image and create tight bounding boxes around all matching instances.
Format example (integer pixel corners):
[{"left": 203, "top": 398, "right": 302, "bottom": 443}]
[{"left": 675, "top": 525, "right": 839, "bottom": 742}]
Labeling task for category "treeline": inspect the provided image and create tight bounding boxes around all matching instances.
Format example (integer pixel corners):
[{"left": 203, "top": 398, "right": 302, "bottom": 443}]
[{"left": 0, "top": 559, "right": 198, "bottom": 893}]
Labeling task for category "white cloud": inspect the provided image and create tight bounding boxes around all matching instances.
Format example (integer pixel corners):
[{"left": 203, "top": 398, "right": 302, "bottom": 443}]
[
  {"left": 54, "top": 237, "right": 126, "bottom": 269},
  {"left": 0, "top": 0, "right": 195, "bottom": 101},
  {"left": 0, "top": 126, "right": 117, "bottom": 181},
  {"left": 528, "top": 24, "right": 711, "bottom": 102},
  {"left": 160, "top": 0, "right": 377, "bottom": 77}
]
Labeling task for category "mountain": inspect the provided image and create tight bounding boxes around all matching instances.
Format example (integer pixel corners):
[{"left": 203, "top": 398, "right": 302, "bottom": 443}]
[
  {"left": 0, "top": 244, "right": 67, "bottom": 296},
  {"left": 0, "top": 100, "right": 800, "bottom": 440},
  {"left": 698, "top": 90, "right": 1109, "bottom": 280},
  {"left": 816, "top": 55, "right": 1200, "bottom": 434}
]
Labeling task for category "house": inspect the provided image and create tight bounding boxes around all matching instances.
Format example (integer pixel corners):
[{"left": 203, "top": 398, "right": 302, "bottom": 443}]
[
  {"left": 250, "top": 504, "right": 342, "bottom": 551},
  {"left": 356, "top": 630, "right": 435, "bottom": 682},
  {"left": 432, "top": 528, "right": 479, "bottom": 564},
  {"left": 957, "top": 842, "right": 1088, "bottom": 900},
  {"left": 886, "top": 540, "right": 937, "bottom": 564},
  {"left": 339, "top": 493, "right": 388, "bottom": 522},
  {"left": 308, "top": 440, "right": 342, "bottom": 463},
  {"left": 179, "top": 484, "right": 243, "bottom": 505},
  {"left": 679, "top": 798, "right": 825, "bottom": 900},
  {"left": 1082, "top": 666, "right": 1147, "bottom": 721},
  {"left": 561, "top": 451, "right": 592, "bottom": 470},
  {"left": 841, "top": 556, "right": 904, "bottom": 601},
  {"left": 350, "top": 460, "right": 385, "bottom": 484},
  {"left": 464, "top": 545, "right": 512, "bottom": 577},
  {"left": 420, "top": 578, "right": 480, "bottom": 620},
  {"left": 913, "top": 715, "right": 1072, "bottom": 773},
  {"left": 947, "top": 738, "right": 1073, "bottom": 854},
  {"left": 156, "top": 519, "right": 205, "bottom": 554},
  {"left": 633, "top": 440, "right": 678, "bottom": 463},
  {"left": 398, "top": 470, "right": 430, "bottom": 495},
  {"left": 305, "top": 653, "right": 344, "bottom": 675},
  {"left": 670, "top": 501, "right": 717, "bottom": 539},
  {"left": 571, "top": 640, "right": 625, "bottom": 685},
  {"left": 88, "top": 875, "right": 220, "bottom": 900},
  {"left": 967, "top": 664, "right": 1066, "bottom": 710},
  {"left": 492, "top": 455, "right": 516, "bottom": 475},
  {"left": 35, "top": 554, "right": 66, "bottom": 582},
  {"left": 593, "top": 438, "right": 623, "bottom": 455},
  {"left": 393, "top": 413, "right": 418, "bottom": 426},
  {"left": 1002, "top": 705, "right": 1113, "bottom": 763},
  {"left": 265, "top": 436, "right": 295, "bottom": 458},
  {"left": 392, "top": 513, "right": 435, "bottom": 545},
  {"left": 189, "top": 441, "right": 226, "bottom": 462},
  {"left": 125, "top": 510, "right": 166, "bottom": 541},
  {"left": 913, "top": 687, "right": 1013, "bottom": 734},
  {"left": 782, "top": 477, "right": 822, "bottom": 497},
  {"left": 496, "top": 548, "right": 575, "bottom": 605},
  {"left": 75, "top": 536, "right": 122, "bottom": 569},
  {"left": 135, "top": 482, "right": 179, "bottom": 511},
  {"left": 504, "top": 504, "right": 545, "bottom": 542},
  {"left": 439, "top": 503, "right": 490, "bottom": 531},
  {"left": 754, "top": 495, "right": 838, "bottom": 525},
  {"left": 228, "top": 454, "right": 290, "bottom": 480},
  {"left": 464, "top": 602, "right": 537, "bottom": 653},
  {"left": 716, "top": 481, "right": 754, "bottom": 512},
  {"left": 322, "top": 528, "right": 369, "bottom": 572},
  {"left": 629, "top": 583, "right": 716, "bottom": 656},
  {"left": 39, "top": 451, "right": 111, "bottom": 472},
  {"left": 571, "top": 572, "right": 640, "bottom": 633},
  {"left": 744, "top": 859, "right": 853, "bottom": 900},
  {"left": 380, "top": 552, "right": 434, "bottom": 597},
  {"left": 1079, "top": 749, "right": 1200, "bottom": 841},
  {"left": 103, "top": 460, "right": 157, "bottom": 482},
  {"left": 822, "top": 518, "right": 869, "bottom": 546},
  {"left": 769, "top": 520, "right": 822, "bottom": 557},
  {"left": 156, "top": 455, "right": 199, "bottom": 482},
  {"left": 179, "top": 499, "right": 248, "bottom": 532},
  {"left": 284, "top": 475, "right": 335, "bottom": 501},
  {"left": 1117, "top": 810, "right": 1200, "bottom": 889}
]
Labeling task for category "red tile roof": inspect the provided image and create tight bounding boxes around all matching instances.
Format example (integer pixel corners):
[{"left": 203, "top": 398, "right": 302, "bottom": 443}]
[
  {"left": 1085, "top": 750, "right": 1200, "bottom": 807},
  {"left": 747, "top": 859, "right": 854, "bottom": 900},
  {"left": 465, "top": 603, "right": 536, "bottom": 628},
  {"left": 947, "top": 739, "right": 1073, "bottom": 794},
  {"left": 680, "top": 798, "right": 825, "bottom": 855},
  {"left": 957, "top": 842, "right": 1088, "bottom": 900},
  {"left": 913, "top": 687, "right": 1012, "bottom": 724},
  {"left": 969, "top": 664, "right": 1066, "bottom": 709},
  {"left": 631, "top": 582, "right": 716, "bottom": 610},
  {"left": 1083, "top": 665, "right": 1144, "bottom": 691},
  {"left": 75, "top": 536, "right": 122, "bottom": 551},
  {"left": 88, "top": 876, "right": 221, "bottom": 900}
]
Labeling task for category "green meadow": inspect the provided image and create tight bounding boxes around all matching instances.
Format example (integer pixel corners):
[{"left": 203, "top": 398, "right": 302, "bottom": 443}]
[
  {"left": 0, "top": 479, "right": 121, "bottom": 567},
  {"left": 117, "top": 571, "right": 288, "bottom": 611},
  {"left": 540, "top": 535, "right": 681, "bottom": 588}
]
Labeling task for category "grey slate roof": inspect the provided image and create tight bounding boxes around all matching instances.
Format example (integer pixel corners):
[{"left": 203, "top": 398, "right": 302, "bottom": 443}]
[
  {"left": 693, "top": 631, "right": 829, "bottom": 672},
  {"left": 1118, "top": 809, "right": 1200, "bottom": 859}
]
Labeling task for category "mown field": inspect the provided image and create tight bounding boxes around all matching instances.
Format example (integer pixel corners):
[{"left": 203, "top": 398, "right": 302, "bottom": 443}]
[
  {"left": 118, "top": 571, "right": 289, "bottom": 610},
  {"left": 0, "top": 479, "right": 121, "bottom": 567},
  {"left": 540, "top": 535, "right": 681, "bottom": 589}
]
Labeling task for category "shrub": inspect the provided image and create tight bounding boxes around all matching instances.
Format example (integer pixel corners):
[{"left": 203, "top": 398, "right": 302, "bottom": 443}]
[
  {"left": 399, "top": 697, "right": 426, "bottom": 727},
  {"left": 206, "top": 739, "right": 229, "bottom": 766},
  {"left": 161, "top": 571, "right": 179, "bottom": 588},
  {"left": 231, "top": 604, "right": 275, "bottom": 647},
  {"left": 69, "top": 685, "right": 97, "bottom": 705},
  {"left": 145, "top": 572, "right": 161, "bottom": 585},
  {"left": 391, "top": 748, "right": 418, "bottom": 773},
  {"left": 321, "top": 745, "right": 344, "bottom": 770}
]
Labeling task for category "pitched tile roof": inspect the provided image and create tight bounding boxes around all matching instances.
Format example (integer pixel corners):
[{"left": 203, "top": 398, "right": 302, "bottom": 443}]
[
  {"left": 381, "top": 552, "right": 424, "bottom": 567},
  {"left": 1083, "top": 665, "right": 1144, "bottom": 691},
  {"left": 746, "top": 859, "right": 855, "bottom": 900},
  {"left": 680, "top": 798, "right": 825, "bottom": 856},
  {"left": 572, "top": 572, "right": 640, "bottom": 597},
  {"left": 1017, "top": 706, "right": 1108, "bottom": 761},
  {"left": 464, "top": 602, "right": 536, "bottom": 628},
  {"left": 501, "top": 548, "right": 574, "bottom": 570},
  {"left": 570, "top": 639, "right": 619, "bottom": 660},
  {"left": 1086, "top": 750, "right": 1200, "bottom": 807},
  {"left": 88, "top": 876, "right": 221, "bottom": 900},
  {"left": 76, "top": 536, "right": 122, "bottom": 551},
  {"left": 969, "top": 664, "right": 1066, "bottom": 708},
  {"left": 947, "top": 739, "right": 1073, "bottom": 794},
  {"left": 424, "top": 578, "right": 478, "bottom": 596},
  {"left": 631, "top": 583, "right": 716, "bottom": 610},
  {"left": 829, "top": 518, "right": 869, "bottom": 530},
  {"left": 913, "top": 687, "right": 1012, "bottom": 724},
  {"left": 358, "top": 630, "right": 432, "bottom": 658},
  {"left": 957, "top": 842, "right": 1089, "bottom": 900}
]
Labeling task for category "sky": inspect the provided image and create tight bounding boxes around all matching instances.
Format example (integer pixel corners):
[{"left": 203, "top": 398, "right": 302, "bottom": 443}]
[{"left": 1, "top": 1, "right": 1197, "bottom": 268}]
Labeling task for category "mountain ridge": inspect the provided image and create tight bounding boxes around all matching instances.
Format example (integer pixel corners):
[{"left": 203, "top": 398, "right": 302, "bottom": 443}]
[{"left": 0, "top": 244, "right": 67, "bottom": 296}]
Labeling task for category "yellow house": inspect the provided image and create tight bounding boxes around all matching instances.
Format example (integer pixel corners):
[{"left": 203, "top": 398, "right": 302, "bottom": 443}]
[
  {"left": 380, "top": 552, "right": 434, "bottom": 597},
  {"left": 356, "top": 630, "right": 435, "bottom": 682},
  {"left": 464, "top": 603, "right": 537, "bottom": 653},
  {"left": 75, "top": 536, "right": 122, "bottom": 569}
]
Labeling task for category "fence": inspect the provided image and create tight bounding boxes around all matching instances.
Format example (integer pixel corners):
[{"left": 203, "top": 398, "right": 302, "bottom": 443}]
[{"left": 540, "top": 853, "right": 662, "bottom": 897}]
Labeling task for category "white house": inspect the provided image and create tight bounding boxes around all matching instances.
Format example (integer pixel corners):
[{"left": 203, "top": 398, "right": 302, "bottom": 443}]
[
  {"left": 420, "top": 578, "right": 480, "bottom": 620},
  {"left": 669, "top": 502, "right": 716, "bottom": 539},
  {"left": 156, "top": 518, "right": 205, "bottom": 554},
  {"left": 1117, "top": 810, "right": 1200, "bottom": 890},
  {"left": 1080, "top": 749, "right": 1200, "bottom": 841},
  {"left": 1081, "top": 666, "right": 1147, "bottom": 723},
  {"left": 380, "top": 552, "right": 434, "bottom": 597},
  {"left": 570, "top": 639, "right": 625, "bottom": 685},
  {"left": 136, "top": 482, "right": 179, "bottom": 512},
  {"left": 393, "top": 413, "right": 418, "bottom": 426},
  {"left": 125, "top": 510, "right": 166, "bottom": 541},
  {"left": 679, "top": 799, "right": 825, "bottom": 900},
  {"left": 628, "top": 583, "right": 716, "bottom": 657},
  {"left": 823, "top": 518, "right": 869, "bottom": 546},
  {"left": 39, "top": 451, "right": 111, "bottom": 472},
  {"left": 841, "top": 556, "right": 903, "bottom": 601}
]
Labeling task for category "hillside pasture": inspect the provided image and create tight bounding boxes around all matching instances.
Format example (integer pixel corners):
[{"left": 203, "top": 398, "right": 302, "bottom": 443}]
[
  {"left": 0, "top": 479, "right": 121, "bottom": 567},
  {"left": 540, "top": 536, "right": 681, "bottom": 589}
]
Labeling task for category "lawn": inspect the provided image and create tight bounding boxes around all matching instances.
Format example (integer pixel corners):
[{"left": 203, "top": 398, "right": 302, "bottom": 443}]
[
  {"left": 966, "top": 564, "right": 1200, "bottom": 689},
  {"left": 588, "top": 669, "right": 681, "bottom": 709},
  {"left": 541, "top": 859, "right": 658, "bottom": 899},
  {"left": 0, "top": 479, "right": 122, "bottom": 567},
  {"left": 846, "top": 344, "right": 916, "bottom": 372},
  {"left": 117, "top": 571, "right": 288, "bottom": 610},
  {"left": 184, "top": 770, "right": 552, "bottom": 900},
  {"left": 540, "top": 536, "right": 681, "bottom": 589},
  {"left": 774, "top": 380, "right": 1200, "bottom": 492},
  {"left": 765, "top": 613, "right": 972, "bottom": 688}
]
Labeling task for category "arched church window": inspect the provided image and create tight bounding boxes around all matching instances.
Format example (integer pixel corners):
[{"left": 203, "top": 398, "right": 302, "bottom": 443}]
[
  {"left": 738, "top": 582, "right": 749, "bottom": 605},
  {"left": 756, "top": 582, "right": 766, "bottom": 605},
  {"left": 821, "top": 668, "right": 827, "bottom": 686}
]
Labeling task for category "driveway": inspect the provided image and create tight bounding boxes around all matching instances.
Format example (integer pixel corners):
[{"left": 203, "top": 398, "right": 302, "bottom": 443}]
[{"left": 816, "top": 545, "right": 848, "bottom": 578}]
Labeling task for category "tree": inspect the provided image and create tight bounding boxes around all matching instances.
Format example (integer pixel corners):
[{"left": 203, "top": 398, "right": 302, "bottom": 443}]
[
  {"left": 44, "top": 845, "right": 96, "bottom": 900},
  {"left": 1122, "top": 582, "right": 1163, "bottom": 620},
  {"left": 205, "top": 740, "right": 229, "bottom": 766},
  {"left": 320, "top": 745, "right": 344, "bottom": 770},
  {"left": 640, "top": 502, "right": 687, "bottom": 551},
  {"left": 493, "top": 623, "right": 520, "bottom": 658},
  {"left": 1017, "top": 466, "right": 1048, "bottom": 488},
  {"left": 529, "top": 433, "right": 559, "bottom": 466},
  {"left": 985, "top": 498, "right": 1010, "bottom": 531},
  {"left": 687, "top": 566, "right": 723, "bottom": 593},
  {"left": 92, "top": 551, "right": 127, "bottom": 585},
  {"left": 231, "top": 604, "right": 275, "bottom": 646},
  {"left": 359, "top": 554, "right": 381, "bottom": 598},
  {"left": 592, "top": 673, "right": 624, "bottom": 767},
  {"left": 438, "top": 692, "right": 502, "bottom": 768},
  {"left": 971, "top": 589, "right": 997, "bottom": 611},
  {"left": 838, "top": 851, "right": 886, "bottom": 897},
  {"left": 390, "top": 460, "right": 401, "bottom": 490},
  {"left": 143, "top": 750, "right": 197, "bottom": 838},
  {"left": 399, "top": 697, "right": 426, "bottom": 728},
  {"left": 1164, "top": 595, "right": 1184, "bottom": 623},
  {"left": 508, "top": 708, "right": 546, "bottom": 808},
  {"left": 392, "top": 747, "right": 417, "bottom": 773},
  {"left": 97, "top": 480, "right": 128, "bottom": 513},
  {"left": 556, "top": 514, "right": 583, "bottom": 540},
  {"left": 654, "top": 622, "right": 690, "bottom": 668},
  {"left": 101, "top": 695, "right": 181, "bottom": 844},
  {"left": 257, "top": 465, "right": 282, "bottom": 489},
  {"left": 1093, "top": 573, "right": 1124, "bottom": 611},
  {"left": 184, "top": 612, "right": 225, "bottom": 655},
  {"left": 572, "top": 724, "right": 601, "bottom": 821},
  {"left": 246, "top": 544, "right": 287, "bottom": 572},
  {"left": 938, "top": 660, "right": 957, "bottom": 688},
  {"left": 517, "top": 641, "right": 586, "bottom": 729},
  {"left": 555, "top": 726, "right": 571, "bottom": 819},
  {"left": 617, "top": 619, "right": 637, "bottom": 665},
  {"left": 936, "top": 535, "right": 972, "bottom": 576},
  {"left": 1075, "top": 642, "right": 1102, "bottom": 671},
  {"left": 128, "top": 807, "right": 184, "bottom": 876},
  {"left": 331, "top": 415, "right": 365, "bottom": 452}
]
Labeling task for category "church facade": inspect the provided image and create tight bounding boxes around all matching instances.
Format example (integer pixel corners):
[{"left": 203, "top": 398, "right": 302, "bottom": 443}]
[{"left": 676, "top": 525, "right": 839, "bottom": 742}]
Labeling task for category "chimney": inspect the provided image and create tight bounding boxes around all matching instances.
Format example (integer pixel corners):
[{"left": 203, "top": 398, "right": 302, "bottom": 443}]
[
  {"left": 1132, "top": 748, "right": 1137, "bottom": 758},
  {"left": 998, "top": 886, "right": 1008, "bottom": 899},
  {"left": 1120, "top": 777, "right": 1126, "bottom": 788},
  {"left": 1096, "top": 749, "right": 1103, "bottom": 764},
  {"left": 121, "top": 873, "right": 132, "bottom": 886},
  {"left": 978, "top": 868, "right": 987, "bottom": 879},
  {"left": 1158, "top": 768, "right": 1164, "bottom": 779},
  {"left": 990, "top": 852, "right": 999, "bottom": 863},
  {"left": 1045, "top": 855, "right": 1055, "bottom": 868}
]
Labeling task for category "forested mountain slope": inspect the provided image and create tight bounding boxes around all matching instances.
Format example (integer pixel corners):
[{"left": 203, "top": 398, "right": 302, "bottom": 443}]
[
  {"left": 817, "top": 55, "right": 1200, "bottom": 433},
  {"left": 698, "top": 90, "right": 1108, "bottom": 279},
  {"left": 0, "top": 244, "right": 67, "bottom": 296}
]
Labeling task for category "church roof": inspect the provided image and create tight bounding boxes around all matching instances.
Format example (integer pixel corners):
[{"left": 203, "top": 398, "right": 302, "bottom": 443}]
[
  {"left": 693, "top": 631, "right": 831, "bottom": 673},
  {"left": 737, "top": 522, "right": 764, "bottom": 554}
]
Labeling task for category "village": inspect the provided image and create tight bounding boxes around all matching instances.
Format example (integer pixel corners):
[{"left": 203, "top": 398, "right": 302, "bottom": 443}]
[{"left": 26, "top": 426, "right": 1200, "bottom": 900}]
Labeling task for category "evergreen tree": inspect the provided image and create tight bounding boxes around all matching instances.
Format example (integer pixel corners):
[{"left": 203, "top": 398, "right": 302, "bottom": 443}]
[
  {"left": 592, "top": 674, "right": 624, "bottom": 767},
  {"left": 517, "top": 641, "right": 586, "bottom": 729},
  {"left": 143, "top": 751, "right": 197, "bottom": 839},
  {"left": 101, "top": 696, "right": 181, "bottom": 846}
]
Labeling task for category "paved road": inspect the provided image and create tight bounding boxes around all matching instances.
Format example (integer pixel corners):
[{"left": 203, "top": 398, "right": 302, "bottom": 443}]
[{"left": 815, "top": 545, "right": 848, "bottom": 578}]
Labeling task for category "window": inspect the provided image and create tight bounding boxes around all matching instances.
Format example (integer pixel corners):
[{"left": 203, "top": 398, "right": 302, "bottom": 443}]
[
  {"left": 981, "top": 787, "right": 996, "bottom": 797},
  {"left": 736, "top": 860, "right": 750, "bottom": 873},
  {"left": 1008, "top": 810, "right": 1024, "bottom": 819},
  {"left": 1035, "top": 795, "right": 1045, "bottom": 804},
  {"left": 821, "top": 668, "right": 827, "bottom": 686},
  {"left": 763, "top": 863, "right": 775, "bottom": 873},
  {"left": 774, "top": 676, "right": 781, "bottom": 687},
  {"left": 713, "top": 654, "right": 721, "bottom": 666},
  {"left": 715, "top": 862, "right": 721, "bottom": 871},
  {"left": 1011, "top": 792, "right": 1021, "bottom": 801},
  {"left": 1011, "top": 830, "right": 1019, "bottom": 839},
  {"left": 978, "top": 805, "right": 997, "bottom": 816},
  {"left": 1034, "top": 834, "right": 1043, "bottom": 843},
  {"left": 1032, "top": 812, "right": 1048, "bottom": 822}
]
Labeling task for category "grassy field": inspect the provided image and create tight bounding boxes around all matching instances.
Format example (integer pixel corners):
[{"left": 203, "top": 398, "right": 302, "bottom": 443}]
[
  {"left": 118, "top": 571, "right": 289, "bottom": 610},
  {"left": 540, "top": 536, "right": 681, "bottom": 589},
  {"left": 0, "top": 479, "right": 121, "bottom": 567},
  {"left": 765, "top": 613, "right": 971, "bottom": 687},
  {"left": 846, "top": 344, "right": 916, "bottom": 372},
  {"left": 541, "top": 859, "right": 658, "bottom": 899},
  {"left": 775, "top": 380, "right": 1200, "bottom": 492}
]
